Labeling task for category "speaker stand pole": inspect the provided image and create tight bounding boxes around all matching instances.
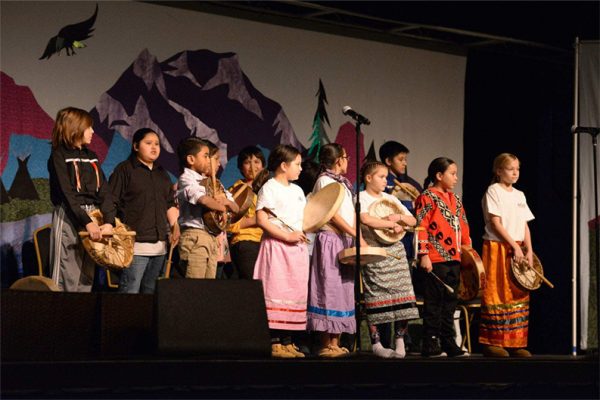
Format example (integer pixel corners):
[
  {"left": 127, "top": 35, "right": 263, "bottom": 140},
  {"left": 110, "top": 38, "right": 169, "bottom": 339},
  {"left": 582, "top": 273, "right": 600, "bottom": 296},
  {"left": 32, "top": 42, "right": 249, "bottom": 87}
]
[{"left": 585, "top": 129, "right": 600, "bottom": 352}]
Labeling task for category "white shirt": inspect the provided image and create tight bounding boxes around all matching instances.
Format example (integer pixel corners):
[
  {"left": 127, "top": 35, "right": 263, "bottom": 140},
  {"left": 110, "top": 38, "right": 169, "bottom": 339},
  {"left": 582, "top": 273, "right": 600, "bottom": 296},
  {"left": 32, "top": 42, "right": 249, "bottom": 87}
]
[
  {"left": 482, "top": 183, "right": 534, "bottom": 242},
  {"left": 358, "top": 191, "right": 412, "bottom": 218},
  {"left": 177, "top": 167, "right": 233, "bottom": 229},
  {"left": 256, "top": 178, "right": 306, "bottom": 232},
  {"left": 312, "top": 176, "right": 355, "bottom": 227}
]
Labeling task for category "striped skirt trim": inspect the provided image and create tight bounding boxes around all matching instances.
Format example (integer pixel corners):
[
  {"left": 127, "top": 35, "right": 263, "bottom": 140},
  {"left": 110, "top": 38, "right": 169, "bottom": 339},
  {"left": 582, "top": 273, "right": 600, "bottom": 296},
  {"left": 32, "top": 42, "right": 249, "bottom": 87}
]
[{"left": 478, "top": 240, "right": 530, "bottom": 348}]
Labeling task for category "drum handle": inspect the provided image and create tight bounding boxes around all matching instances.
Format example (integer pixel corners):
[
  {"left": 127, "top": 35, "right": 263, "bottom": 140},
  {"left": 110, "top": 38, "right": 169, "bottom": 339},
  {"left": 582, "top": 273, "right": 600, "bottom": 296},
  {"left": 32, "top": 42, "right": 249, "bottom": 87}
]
[{"left": 514, "top": 257, "right": 555, "bottom": 288}]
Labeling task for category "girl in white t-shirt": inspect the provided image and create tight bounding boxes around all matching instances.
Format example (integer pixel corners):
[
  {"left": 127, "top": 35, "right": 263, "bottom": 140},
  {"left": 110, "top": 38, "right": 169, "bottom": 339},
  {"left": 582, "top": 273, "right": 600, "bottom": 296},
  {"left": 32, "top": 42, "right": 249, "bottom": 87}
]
[
  {"left": 307, "top": 143, "right": 366, "bottom": 358},
  {"left": 479, "top": 153, "right": 535, "bottom": 358},
  {"left": 359, "top": 161, "right": 419, "bottom": 358},
  {"left": 253, "top": 145, "right": 309, "bottom": 358}
]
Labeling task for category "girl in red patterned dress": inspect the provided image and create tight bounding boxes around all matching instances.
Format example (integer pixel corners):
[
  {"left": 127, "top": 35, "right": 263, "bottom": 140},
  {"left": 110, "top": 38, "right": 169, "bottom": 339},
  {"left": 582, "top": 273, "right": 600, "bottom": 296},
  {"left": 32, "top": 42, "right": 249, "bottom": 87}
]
[{"left": 415, "top": 157, "right": 471, "bottom": 357}]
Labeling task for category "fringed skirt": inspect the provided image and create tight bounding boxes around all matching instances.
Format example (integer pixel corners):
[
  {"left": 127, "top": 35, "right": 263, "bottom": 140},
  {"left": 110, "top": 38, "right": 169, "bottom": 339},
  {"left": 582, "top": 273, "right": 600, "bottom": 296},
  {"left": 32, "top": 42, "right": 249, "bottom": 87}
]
[
  {"left": 307, "top": 231, "right": 356, "bottom": 334},
  {"left": 253, "top": 236, "right": 309, "bottom": 331},
  {"left": 479, "top": 240, "right": 529, "bottom": 348},
  {"left": 362, "top": 241, "right": 419, "bottom": 325}
]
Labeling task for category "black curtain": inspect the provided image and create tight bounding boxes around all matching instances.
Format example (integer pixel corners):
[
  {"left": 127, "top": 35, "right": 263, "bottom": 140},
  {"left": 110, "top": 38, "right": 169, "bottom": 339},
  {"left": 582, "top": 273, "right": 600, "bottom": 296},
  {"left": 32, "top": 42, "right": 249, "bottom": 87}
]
[{"left": 463, "top": 49, "right": 574, "bottom": 354}]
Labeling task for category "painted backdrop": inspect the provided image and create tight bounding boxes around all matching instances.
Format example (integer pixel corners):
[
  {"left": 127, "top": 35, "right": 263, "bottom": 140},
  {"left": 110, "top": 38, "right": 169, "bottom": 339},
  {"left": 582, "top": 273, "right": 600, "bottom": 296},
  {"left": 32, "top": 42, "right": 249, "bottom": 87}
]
[{"left": 1, "top": 1, "right": 466, "bottom": 282}]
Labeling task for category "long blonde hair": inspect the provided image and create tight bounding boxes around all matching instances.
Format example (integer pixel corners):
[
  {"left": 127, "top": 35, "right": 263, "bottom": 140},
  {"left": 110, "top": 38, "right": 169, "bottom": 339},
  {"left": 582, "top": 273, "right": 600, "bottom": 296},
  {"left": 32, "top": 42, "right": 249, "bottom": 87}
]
[
  {"left": 491, "top": 153, "right": 519, "bottom": 184},
  {"left": 51, "top": 107, "right": 93, "bottom": 149}
]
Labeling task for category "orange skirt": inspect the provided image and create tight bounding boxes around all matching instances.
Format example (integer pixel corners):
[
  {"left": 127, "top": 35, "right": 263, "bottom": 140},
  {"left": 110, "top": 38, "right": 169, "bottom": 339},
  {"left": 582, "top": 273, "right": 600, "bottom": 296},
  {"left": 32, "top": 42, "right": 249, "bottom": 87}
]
[{"left": 479, "top": 240, "right": 529, "bottom": 348}]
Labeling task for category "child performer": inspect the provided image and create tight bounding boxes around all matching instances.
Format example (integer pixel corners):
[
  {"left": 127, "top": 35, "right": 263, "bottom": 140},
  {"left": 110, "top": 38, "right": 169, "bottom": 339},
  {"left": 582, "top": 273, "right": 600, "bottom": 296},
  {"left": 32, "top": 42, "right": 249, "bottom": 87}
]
[
  {"left": 479, "top": 153, "right": 535, "bottom": 358},
  {"left": 176, "top": 138, "right": 238, "bottom": 279},
  {"left": 379, "top": 140, "right": 423, "bottom": 350},
  {"left": 205, "top": 141, "right": 232, "bottom": 276},
  {"left": 307, "top": 143, "right": 364, "bottom": 358},
  {"left": 359, "top": 162, "right": 420, "bottom": 358},
  {"left": 253, "top": 144, "right": 309, "bottom": 359},
  {"left": 415, "top": 157, "right": 471, "bottom": 357},
  {"left": 227, "top": 146, "right": 265, "bottom": 279},
  {"left": 109, "top": 128, "right": 179, "bottom": 293},
  {"left": 48, "top": 107, "right": 114, "bottom": 292},
  {"left": 379, "top": 141, "right": 422, "bottom": 259}
]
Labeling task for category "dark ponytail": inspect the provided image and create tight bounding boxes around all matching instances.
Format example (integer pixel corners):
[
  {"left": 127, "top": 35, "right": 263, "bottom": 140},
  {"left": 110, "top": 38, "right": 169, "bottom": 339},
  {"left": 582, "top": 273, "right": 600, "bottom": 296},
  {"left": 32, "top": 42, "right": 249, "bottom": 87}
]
[
  {"left": 253, "top": 144, "right": 301, "bottom": 193},
  {"left": 318, "top": 143, "right": 344, "bottom": 173},
  {"left": 423, "top": 157, "right": 455, "bottom": 189}
]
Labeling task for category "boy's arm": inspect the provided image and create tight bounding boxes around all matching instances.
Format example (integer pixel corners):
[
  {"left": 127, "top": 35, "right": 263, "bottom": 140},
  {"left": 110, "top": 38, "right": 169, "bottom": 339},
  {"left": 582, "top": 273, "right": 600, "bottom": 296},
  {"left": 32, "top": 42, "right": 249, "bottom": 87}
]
[{"left": 197, "top": 195, "right": 227, "bottom": 212}]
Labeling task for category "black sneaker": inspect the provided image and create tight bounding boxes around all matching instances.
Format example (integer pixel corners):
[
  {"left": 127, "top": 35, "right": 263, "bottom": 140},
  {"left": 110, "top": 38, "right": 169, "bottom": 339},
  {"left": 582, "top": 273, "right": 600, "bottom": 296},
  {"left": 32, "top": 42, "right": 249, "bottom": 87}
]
[
  {"left": 441, "top": 338, "right": 469, "bottom": 357},
  {"left": 421, "top": 336, "right": 447, "bottom": 358}
]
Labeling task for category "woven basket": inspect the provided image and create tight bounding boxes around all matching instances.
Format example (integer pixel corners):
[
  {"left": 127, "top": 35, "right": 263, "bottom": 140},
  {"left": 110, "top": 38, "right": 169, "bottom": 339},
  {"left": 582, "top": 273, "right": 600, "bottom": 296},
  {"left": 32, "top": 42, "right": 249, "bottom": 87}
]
[{"left": 81, "top": 210, "right": 135, "bottom": 270}]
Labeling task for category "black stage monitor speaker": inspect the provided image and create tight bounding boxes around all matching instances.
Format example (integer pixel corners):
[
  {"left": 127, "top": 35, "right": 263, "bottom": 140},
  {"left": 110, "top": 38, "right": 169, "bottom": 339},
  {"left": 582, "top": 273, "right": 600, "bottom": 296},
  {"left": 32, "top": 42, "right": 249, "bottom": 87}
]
[
  {"left": 1, "top": 290, "right": 97, "bottom": 361},
  {"left": 100, "top": 293, "right": 154, "bottom": 357},
  {"left": 155, "top": 279, "right": 271, "bottom": 357}
]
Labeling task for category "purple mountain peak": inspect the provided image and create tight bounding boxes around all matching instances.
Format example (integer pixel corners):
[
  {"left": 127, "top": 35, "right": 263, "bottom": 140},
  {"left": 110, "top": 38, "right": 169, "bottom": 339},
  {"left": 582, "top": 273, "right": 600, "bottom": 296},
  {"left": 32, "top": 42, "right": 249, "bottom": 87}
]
[
  {"left": 91, "top": 48, "right": 304, "bottom": 175},
  {"left": 164, "top": 51, "right": 203, "bottom": 88},
  {"left": 203, "top": 54, "right": 263, "bottom": 120},
  {"left": 133, "top": 48, "right": 167, "bottom": 99},
  {"left": 97, "top": 93, "right": 175, "bottom": 153},
  {"left": 273, "top": 109, "right": 303, "bottom": 149},
  {"left": 168, "top": 99, "right": 228, "bottom": 165}
]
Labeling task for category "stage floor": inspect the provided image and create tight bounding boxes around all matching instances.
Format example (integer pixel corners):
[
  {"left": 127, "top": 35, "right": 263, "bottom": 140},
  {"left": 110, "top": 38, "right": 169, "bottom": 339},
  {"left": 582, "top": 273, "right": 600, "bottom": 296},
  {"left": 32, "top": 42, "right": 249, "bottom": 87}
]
[{"left": 2, "top": 353, "right": 598, "bottom": 399}]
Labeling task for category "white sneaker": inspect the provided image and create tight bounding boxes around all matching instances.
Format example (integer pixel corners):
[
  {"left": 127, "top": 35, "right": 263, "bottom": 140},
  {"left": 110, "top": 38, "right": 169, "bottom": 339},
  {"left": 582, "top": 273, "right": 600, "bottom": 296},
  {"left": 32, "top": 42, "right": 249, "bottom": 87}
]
[
  {"left": 392, "top": 337, "right": 406, "bottom": 358},
  {"left": 372, "top": 342, "right": 395, "bottom": 358}
]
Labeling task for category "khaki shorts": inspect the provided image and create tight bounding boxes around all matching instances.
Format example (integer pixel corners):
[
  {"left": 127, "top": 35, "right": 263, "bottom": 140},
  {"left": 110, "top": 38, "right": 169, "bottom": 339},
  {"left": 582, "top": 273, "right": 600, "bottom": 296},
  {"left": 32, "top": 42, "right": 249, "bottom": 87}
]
[{"left": 178, "top": 228, "right": 218, "bottom": 279}]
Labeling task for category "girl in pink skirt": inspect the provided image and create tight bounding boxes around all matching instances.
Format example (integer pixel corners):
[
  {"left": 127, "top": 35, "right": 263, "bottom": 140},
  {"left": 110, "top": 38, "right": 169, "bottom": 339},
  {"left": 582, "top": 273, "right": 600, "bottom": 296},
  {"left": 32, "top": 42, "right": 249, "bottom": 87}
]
[{"left": 253, "top": 145, "right": 309, "bottom": 358}]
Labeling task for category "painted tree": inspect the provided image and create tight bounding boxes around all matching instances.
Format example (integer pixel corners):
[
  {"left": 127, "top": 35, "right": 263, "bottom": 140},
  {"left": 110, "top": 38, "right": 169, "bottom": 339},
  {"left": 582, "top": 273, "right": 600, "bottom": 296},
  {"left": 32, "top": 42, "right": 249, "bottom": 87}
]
[
  {"left": 365, "top": 140, "right": 377, "bottom": 163},
  {"left": 307, "top": 79, "right": 331, "bottom": 162}
]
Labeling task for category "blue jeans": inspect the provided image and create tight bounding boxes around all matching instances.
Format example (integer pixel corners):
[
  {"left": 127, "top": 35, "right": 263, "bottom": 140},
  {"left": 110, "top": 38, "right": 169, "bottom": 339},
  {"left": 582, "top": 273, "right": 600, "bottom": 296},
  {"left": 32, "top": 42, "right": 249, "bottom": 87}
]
[{"left": 118, "top": 254, "right": 166, "bottom": 294}]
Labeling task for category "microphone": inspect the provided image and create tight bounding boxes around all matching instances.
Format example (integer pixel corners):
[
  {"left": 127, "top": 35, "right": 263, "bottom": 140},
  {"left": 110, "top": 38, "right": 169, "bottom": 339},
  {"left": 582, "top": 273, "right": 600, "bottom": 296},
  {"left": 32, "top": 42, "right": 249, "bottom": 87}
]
[
  {"left": 571, "top": 126, "right": 600, "bottom": 135},
  {"left": 342, "top": 106, "right": 371, "bottom": 125}
]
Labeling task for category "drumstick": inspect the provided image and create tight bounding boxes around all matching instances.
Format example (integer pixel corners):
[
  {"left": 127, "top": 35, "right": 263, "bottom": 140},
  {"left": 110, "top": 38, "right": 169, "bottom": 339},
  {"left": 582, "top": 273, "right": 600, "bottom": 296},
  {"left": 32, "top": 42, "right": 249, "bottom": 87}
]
[
  {"left": 164, "top": 242, "right": 175, "bottom": 279},
  {"left": 232, "top": 181, "right": 251, "bottom": 199},
  {"left": 79, "top": 231, "right": 136, "bottom": 237},
  {"left": 387, "top": 253, "right": 454, "bottom": 294},
  {"left": 530, "top": 267, "right": 554, "bottom": 288},
  {"left": 398, "top": 226, "right": 426, "bottom": 233},
  {"left": 516, "top": 258, "right": 555, "bottom": 288},
  {"left": 262, "top": 208, "right": 310, "bottom": 243},
  {"left": 430, "top": 271, "right": 455, "bottom": 294},
  {"left": 393, "top": 178, "right": 420, "bottom": 201}
]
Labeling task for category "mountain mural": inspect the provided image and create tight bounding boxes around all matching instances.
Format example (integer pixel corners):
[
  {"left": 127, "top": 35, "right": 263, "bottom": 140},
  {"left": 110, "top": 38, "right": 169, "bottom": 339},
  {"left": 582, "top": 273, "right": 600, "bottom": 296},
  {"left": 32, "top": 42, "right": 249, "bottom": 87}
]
[
  {"left": 0, "top": 48, "right": 310, "bottom": 283},
  {"left": 0, "top": 72, "right": 54, "bottom": 176},
  {"left": 90, "top": 48, "right": 304, "bottom": 176}
]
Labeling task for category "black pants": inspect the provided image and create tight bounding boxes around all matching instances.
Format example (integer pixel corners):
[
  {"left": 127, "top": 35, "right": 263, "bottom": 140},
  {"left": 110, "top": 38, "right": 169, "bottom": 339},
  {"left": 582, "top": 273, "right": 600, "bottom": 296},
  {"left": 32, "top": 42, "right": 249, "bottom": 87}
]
[
  {"left": 420, "top": 261, "right": 460, "bottom": 340},
  {"left": 230, "top": 241, "right": 260, "bottom": 279}
]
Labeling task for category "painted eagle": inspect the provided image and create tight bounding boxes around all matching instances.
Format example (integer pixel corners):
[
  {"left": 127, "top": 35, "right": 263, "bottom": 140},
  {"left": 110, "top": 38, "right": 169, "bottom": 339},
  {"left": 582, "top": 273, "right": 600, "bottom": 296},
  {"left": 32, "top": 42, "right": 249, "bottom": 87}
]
[{"left": 39, "top": 4, "right": 98, "bottom": 60}]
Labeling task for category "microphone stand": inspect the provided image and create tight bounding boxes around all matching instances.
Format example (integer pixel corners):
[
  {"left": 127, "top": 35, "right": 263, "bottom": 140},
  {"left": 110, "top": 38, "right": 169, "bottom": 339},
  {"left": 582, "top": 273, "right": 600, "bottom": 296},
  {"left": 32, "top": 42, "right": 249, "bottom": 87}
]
[{"left": 353, "top": 120, "right": 363, "bottom": 351}]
